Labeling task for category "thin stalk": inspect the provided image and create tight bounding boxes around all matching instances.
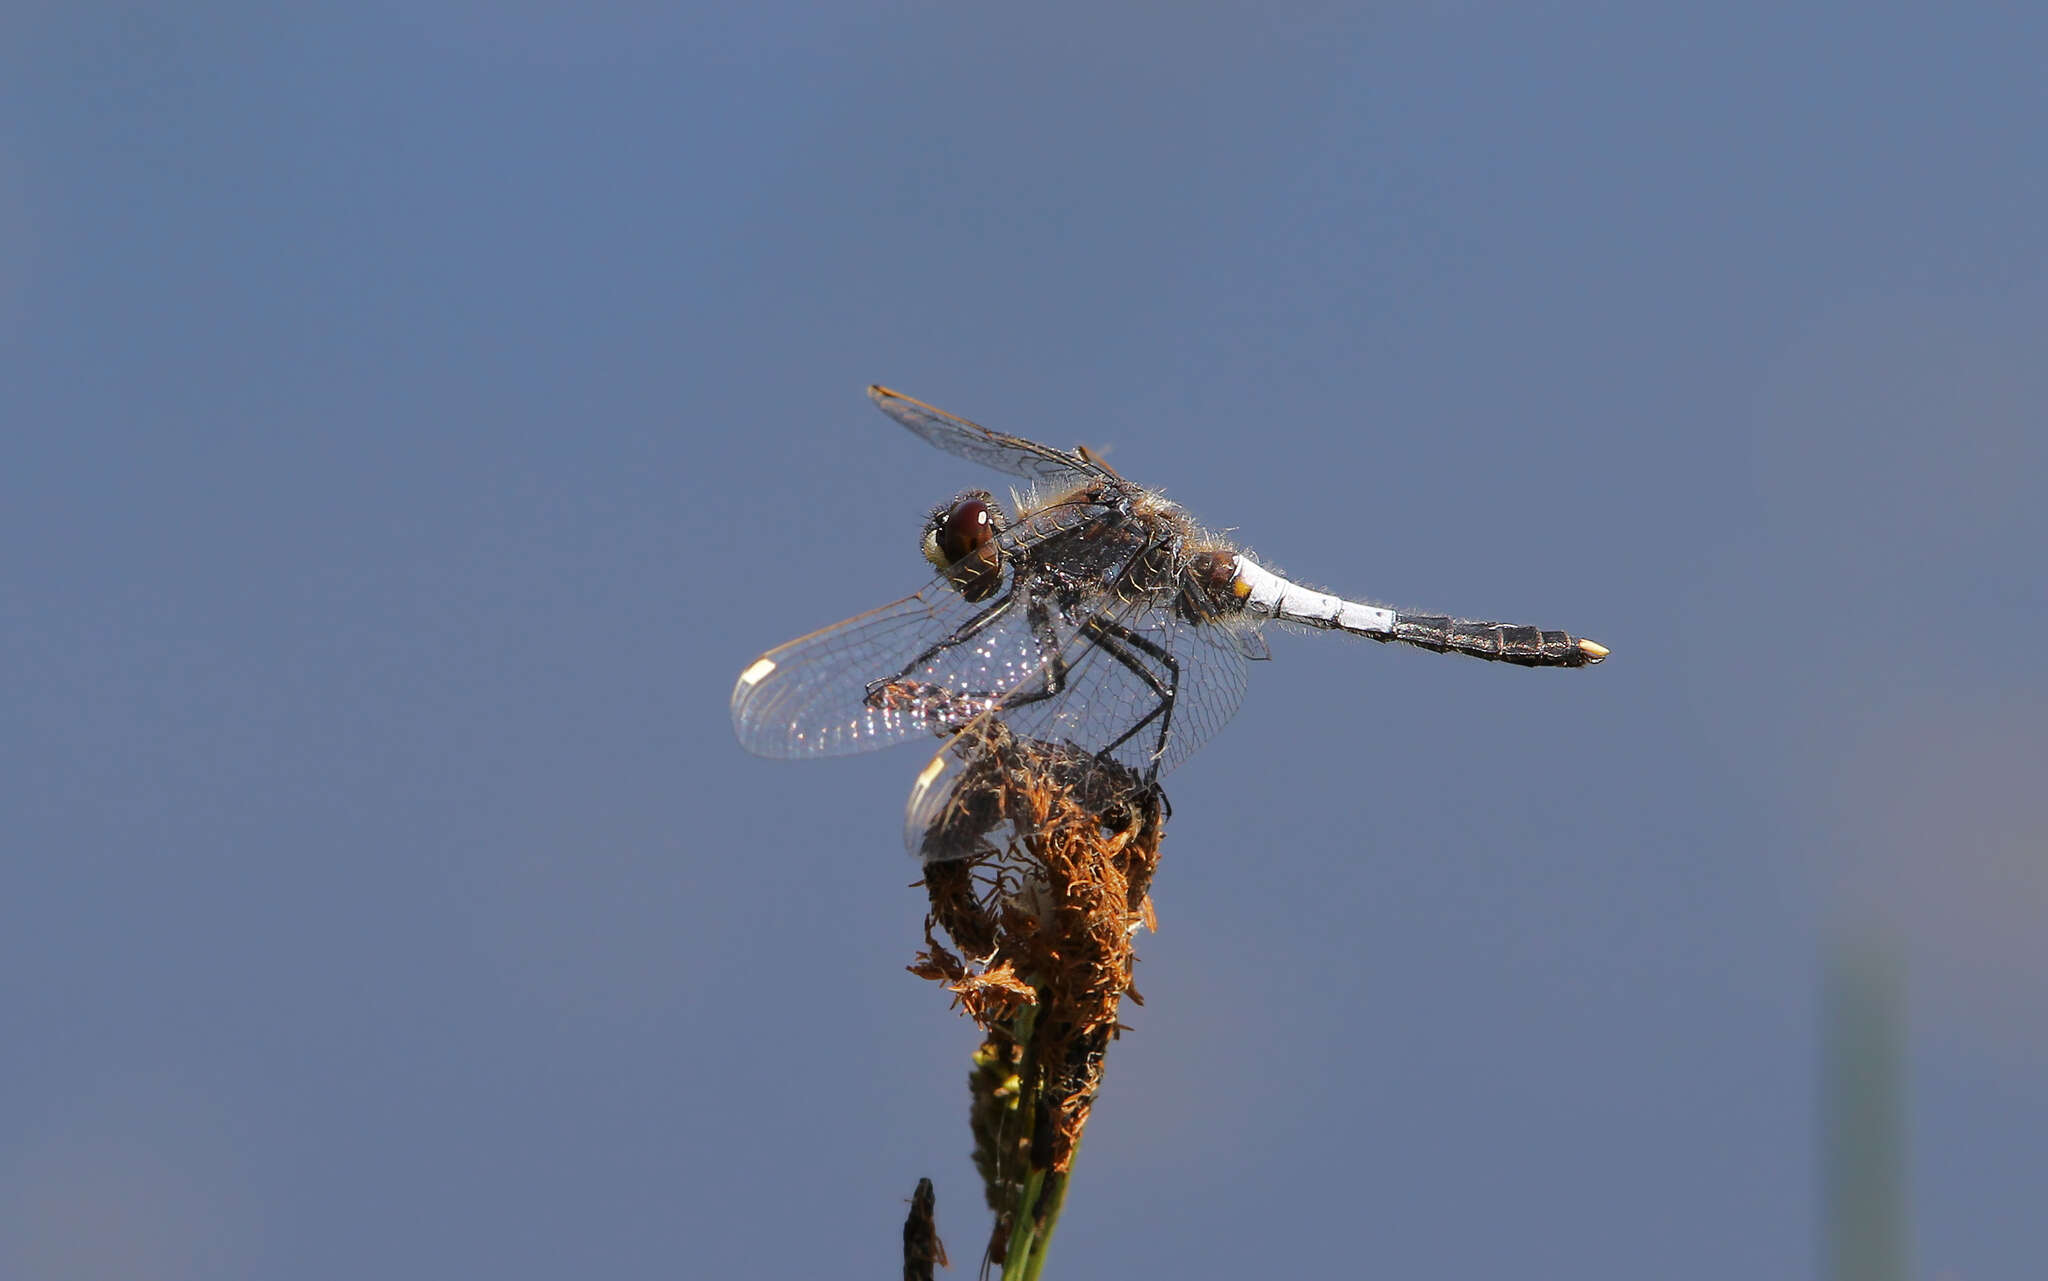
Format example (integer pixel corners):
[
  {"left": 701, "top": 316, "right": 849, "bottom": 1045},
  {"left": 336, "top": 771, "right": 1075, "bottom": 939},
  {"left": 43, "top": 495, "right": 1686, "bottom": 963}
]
[
  {"left": 996, "top": 997, "right": 1079, "bottom": 1280},
  {"left": 998, "top": 1002, "right": 1048, "bottom": 1279},
  {"left": 1001, "top": 1169, "right": 1048, "bottom": 1278},
  {"left": 1019, "top": 1168, "right": 1069, "bottom": 1280}
]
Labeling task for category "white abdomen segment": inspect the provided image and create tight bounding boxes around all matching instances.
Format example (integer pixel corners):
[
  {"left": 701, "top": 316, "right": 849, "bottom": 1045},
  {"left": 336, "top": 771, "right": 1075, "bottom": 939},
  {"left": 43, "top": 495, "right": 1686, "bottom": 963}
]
[{"left": 1231, "top": 556, "right": 1394, "bottom": 636}]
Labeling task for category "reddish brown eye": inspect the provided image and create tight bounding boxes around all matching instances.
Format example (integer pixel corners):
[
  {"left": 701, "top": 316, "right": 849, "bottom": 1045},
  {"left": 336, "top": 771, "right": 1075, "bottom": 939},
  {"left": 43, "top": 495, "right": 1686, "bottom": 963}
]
[
  {"left": 924, "top": 493, "right": 1004, "bottom": 602},
  {"left": 935, "top": 498, "right": 994, "bottom": 565}
]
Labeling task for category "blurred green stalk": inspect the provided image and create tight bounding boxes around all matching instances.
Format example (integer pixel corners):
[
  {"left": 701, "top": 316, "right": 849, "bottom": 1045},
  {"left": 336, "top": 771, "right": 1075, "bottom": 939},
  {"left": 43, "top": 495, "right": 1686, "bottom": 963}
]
[{"left": 1823, "top": 928, "right": 1910, "bottom": 1281}]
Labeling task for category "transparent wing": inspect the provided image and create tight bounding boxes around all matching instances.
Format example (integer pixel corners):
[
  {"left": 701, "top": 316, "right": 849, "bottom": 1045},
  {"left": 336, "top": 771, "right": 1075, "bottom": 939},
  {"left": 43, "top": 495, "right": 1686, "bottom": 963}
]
[
  {"left": 732, "top": 582, "right": 1044, "bottom": 759},
  {"left": 732, "top": 592, "right": 952, "bottom": 759},
  {"left": 904, "top": 730, "right": 991, "bottom": 862},
  {"left": 736, "top": 563, "right": 1257, "bottom": 773},
  {"left": 1149, "top": 616, "right": 1257, "bottom": 775},
  {"left": 1212, "top": 619, "right": 1272, "bottom": 662},
  {"left": 869, "top": 385, "right": 1111, "bottom": 489},
  {"left": 985, "top": 598, "right": 1253, "bottom": 779}
]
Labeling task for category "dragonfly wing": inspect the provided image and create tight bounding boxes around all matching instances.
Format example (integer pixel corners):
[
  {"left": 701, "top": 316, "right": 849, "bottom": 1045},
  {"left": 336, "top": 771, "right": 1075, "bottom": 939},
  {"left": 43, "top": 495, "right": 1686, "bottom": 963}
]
[
  {"left": 869, "top": 386, "right": 1110, "bottom": 489},
  {"left": 1147, "top": 614, "right": 1254, "bottom": 775},
  {"left": 732, "top": 561, "right": 1098, "bottom": 760},
  {"left": 963, "top": 590, "right": 1251, "bottom": 780}
]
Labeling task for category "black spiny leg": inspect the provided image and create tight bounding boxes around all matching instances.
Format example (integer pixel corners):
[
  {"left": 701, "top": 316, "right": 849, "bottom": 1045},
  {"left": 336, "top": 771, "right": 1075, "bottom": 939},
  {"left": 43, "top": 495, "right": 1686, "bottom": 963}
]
[{"left": 1079, "top": 618, "right": 1180, "bottom": 770}]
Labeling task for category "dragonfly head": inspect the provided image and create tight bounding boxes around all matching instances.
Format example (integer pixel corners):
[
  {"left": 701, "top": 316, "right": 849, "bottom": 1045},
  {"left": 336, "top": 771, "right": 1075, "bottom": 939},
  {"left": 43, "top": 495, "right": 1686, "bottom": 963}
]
[{"left": 923, "top": 490, "right": 1008, "bottom": 603}]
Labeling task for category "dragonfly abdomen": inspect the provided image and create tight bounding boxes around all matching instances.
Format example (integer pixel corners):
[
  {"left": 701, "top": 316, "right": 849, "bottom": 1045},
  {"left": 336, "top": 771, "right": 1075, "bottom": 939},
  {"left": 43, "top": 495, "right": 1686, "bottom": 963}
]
[
  {"left": 1387, "top": 614, "right": 1607, "bottom": 667},
  {"left": 1228, "top": 556, "right": 1397, "bottom": 637}
]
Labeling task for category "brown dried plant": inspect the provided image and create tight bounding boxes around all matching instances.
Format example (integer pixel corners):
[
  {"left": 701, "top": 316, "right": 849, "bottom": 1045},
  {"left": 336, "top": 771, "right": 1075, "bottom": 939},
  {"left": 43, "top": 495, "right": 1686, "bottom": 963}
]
[{"left": 904, "top": 718, "right": 1166, "bottom": 1276}]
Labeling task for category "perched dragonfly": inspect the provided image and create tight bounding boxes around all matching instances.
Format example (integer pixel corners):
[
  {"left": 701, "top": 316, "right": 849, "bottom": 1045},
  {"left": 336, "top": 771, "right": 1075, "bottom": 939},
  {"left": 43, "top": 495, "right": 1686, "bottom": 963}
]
[{"left": 732, "top": 387, "right": 1607, "bottom": 823}]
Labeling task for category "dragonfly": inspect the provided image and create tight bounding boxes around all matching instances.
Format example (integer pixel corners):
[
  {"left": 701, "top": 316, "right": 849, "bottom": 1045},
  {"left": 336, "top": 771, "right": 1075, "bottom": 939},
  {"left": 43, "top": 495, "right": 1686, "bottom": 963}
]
[{"left": 732, "top": 387, "right": 1607, "bottom": 849}]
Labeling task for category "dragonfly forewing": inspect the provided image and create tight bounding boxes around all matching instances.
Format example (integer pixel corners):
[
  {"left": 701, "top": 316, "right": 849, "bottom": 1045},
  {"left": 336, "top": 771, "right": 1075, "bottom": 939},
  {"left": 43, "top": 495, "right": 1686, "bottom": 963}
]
[{"left": 868, "top": 386, "right": 1112, "bottom": 491}]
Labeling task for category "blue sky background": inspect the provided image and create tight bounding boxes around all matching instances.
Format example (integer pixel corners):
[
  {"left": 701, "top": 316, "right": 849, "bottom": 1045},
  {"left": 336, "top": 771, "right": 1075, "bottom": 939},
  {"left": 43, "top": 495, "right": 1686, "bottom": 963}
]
[{"left": 4, "top": 4, "right": 2044, "bottom": 1277}]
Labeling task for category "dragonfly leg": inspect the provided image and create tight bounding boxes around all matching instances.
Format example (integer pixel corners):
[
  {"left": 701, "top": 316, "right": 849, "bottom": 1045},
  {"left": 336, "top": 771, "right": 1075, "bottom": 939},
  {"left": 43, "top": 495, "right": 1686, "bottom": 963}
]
[
  {"left": 868, "top": 592, "right": 1018, "bottom": 700},
  {"left": 871, "top": 593, "right": 1075, "bottom": 730},
  {"left": 1080, "top": 619, "right": 1179, "bottom": 770}
]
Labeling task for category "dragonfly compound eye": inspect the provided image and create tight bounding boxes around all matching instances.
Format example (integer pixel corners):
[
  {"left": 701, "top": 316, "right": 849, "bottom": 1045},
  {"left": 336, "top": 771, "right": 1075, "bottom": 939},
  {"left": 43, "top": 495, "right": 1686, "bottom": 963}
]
[{"left": 923, "top": 492, "right": 1005, "bottom": 602}]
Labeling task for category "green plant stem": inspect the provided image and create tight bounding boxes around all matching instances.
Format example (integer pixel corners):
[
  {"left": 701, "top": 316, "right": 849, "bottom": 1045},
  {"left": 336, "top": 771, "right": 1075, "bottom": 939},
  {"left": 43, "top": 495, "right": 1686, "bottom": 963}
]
[
  {"left": 1001, "top": 1169, "right": 1047, "bottom": 1278},
  {"left": 1020, "top": 1169, "right": 1069, "bottom": 1280},
  {"left": 994, "top": 999, "right": 1076, "bottom": 1280}
]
